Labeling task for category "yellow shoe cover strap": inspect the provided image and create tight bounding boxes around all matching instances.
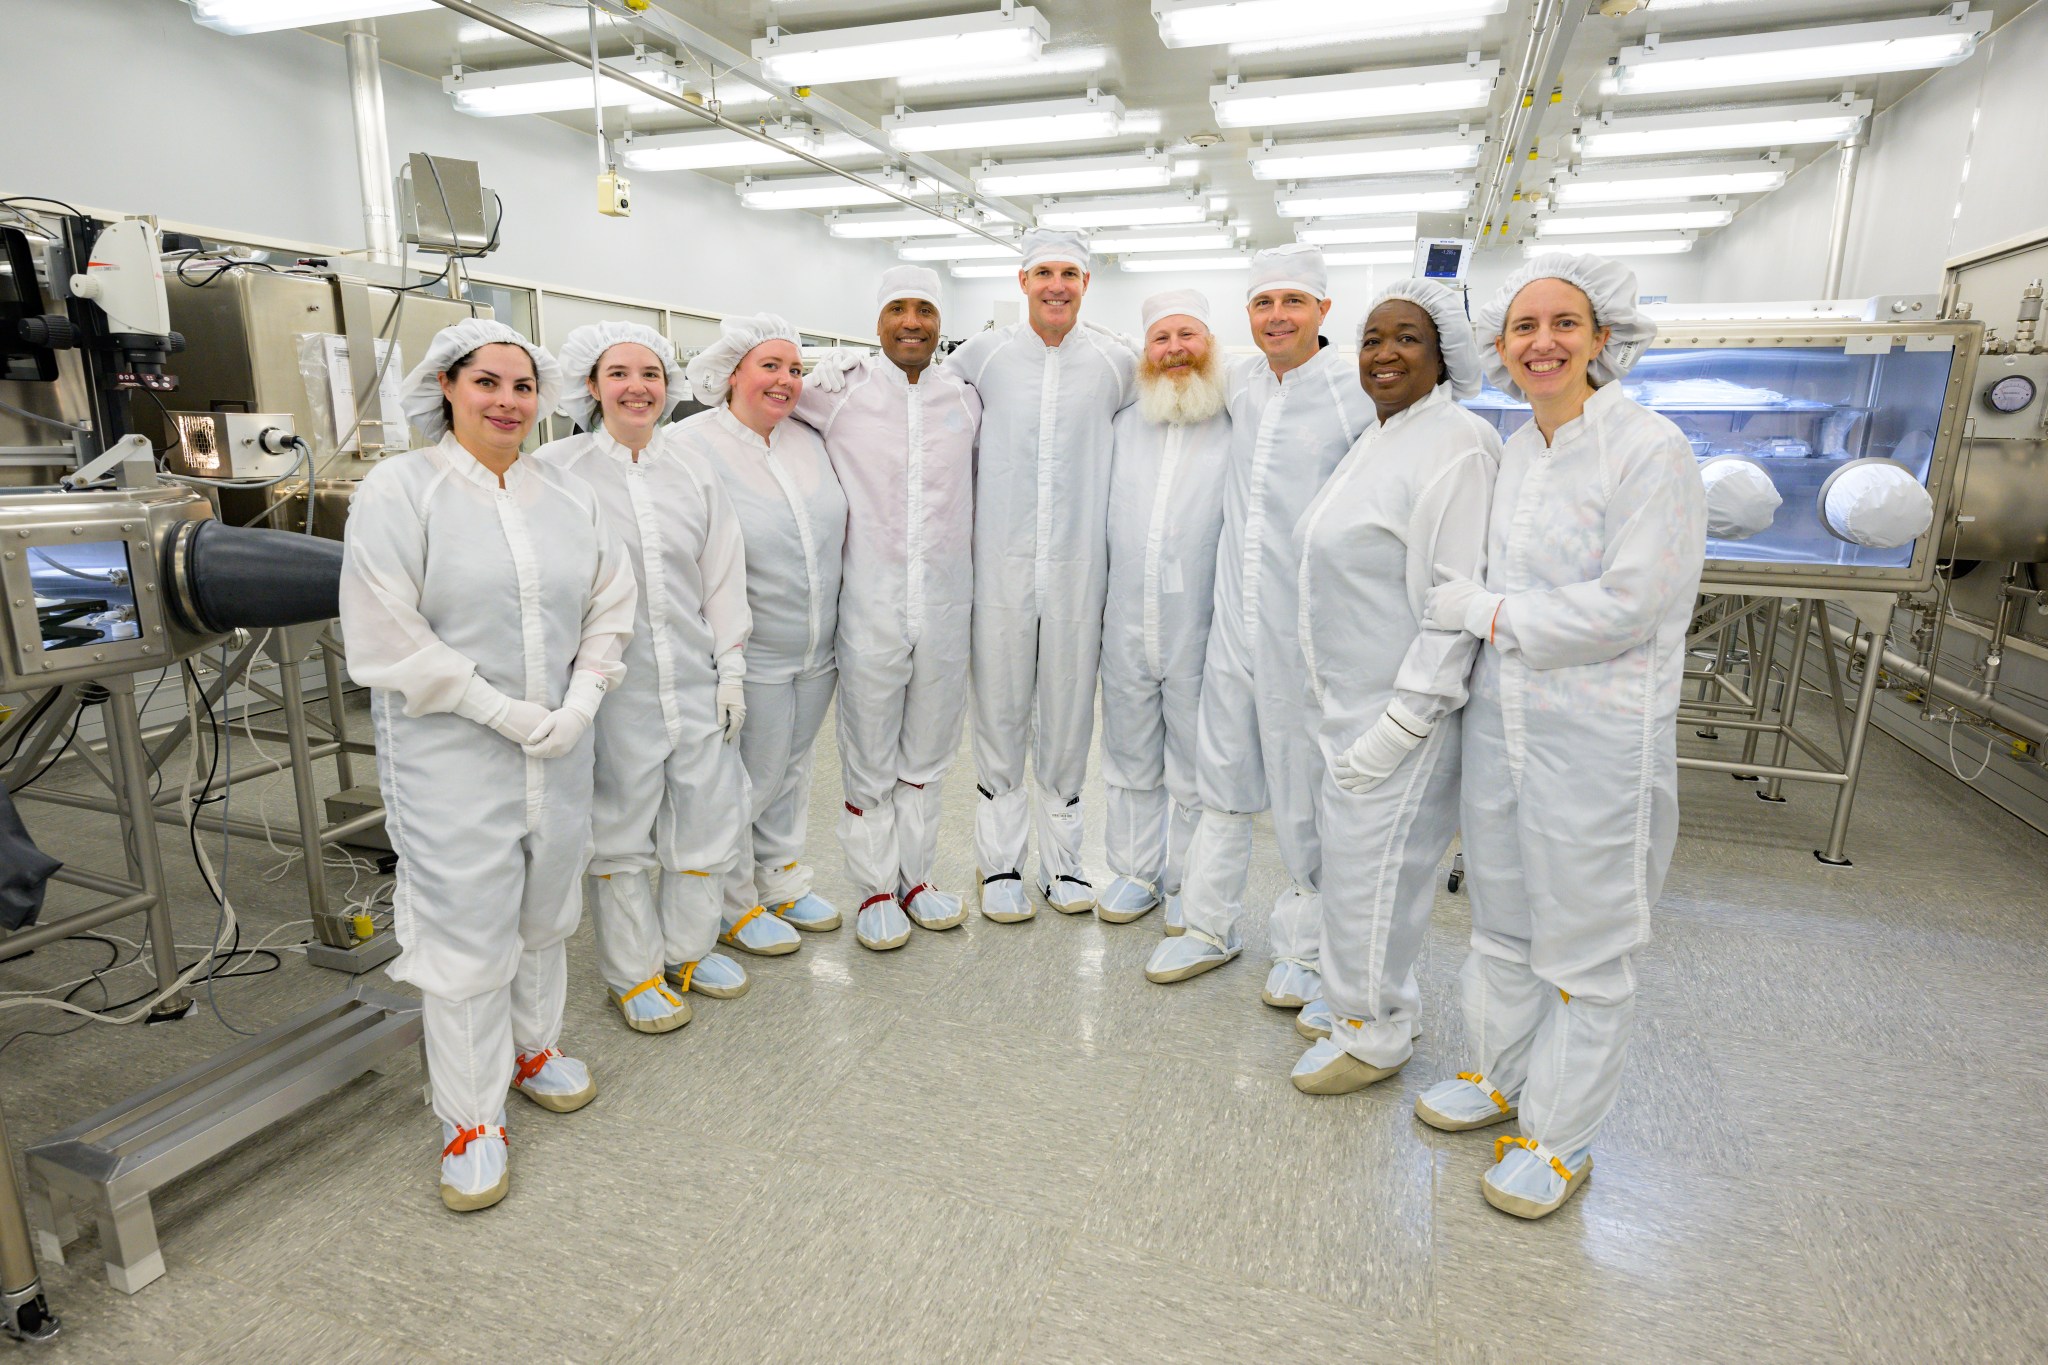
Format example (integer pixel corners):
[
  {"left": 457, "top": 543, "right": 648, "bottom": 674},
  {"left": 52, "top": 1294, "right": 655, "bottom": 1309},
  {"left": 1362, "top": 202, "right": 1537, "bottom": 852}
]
[
  {"left": 618, "top": 975, "right": 682, "bottom": 1009},
  {"left": 725, "top": 905, "right": 768, "bottom": 938},
  {"left": 674, "top": 960, "right": 697, "bottom": 993},
  {"left": 1493, "top": 1135, "right": 1576, "bottom": 1182},
  {"left": 1457, "top": 1070, "right": 1512, "bottom": 1114}
]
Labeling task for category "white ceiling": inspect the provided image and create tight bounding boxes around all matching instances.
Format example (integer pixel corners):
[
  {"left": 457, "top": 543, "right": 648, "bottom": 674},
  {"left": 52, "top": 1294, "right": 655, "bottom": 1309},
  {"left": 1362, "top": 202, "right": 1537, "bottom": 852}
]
[{"left": 289, "top": 0, "right": 2036, "bottom": 262}]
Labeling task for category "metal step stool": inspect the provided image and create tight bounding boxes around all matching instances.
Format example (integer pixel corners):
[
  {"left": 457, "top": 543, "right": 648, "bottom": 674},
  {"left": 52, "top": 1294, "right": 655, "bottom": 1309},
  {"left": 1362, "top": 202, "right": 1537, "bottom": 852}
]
[{"left": 24, "top": 985, "right": 422, "bottom": 1294}]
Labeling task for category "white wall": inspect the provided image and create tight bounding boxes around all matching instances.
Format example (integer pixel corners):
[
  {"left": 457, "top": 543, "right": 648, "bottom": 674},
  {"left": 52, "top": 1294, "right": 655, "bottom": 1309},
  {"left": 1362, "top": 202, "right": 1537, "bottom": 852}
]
[
  {"left": 0, "top": 0, "right": 899, "bottom": 337},
  {"left": 1693, "top": 0, "right": 2048, "bottom": 304}
]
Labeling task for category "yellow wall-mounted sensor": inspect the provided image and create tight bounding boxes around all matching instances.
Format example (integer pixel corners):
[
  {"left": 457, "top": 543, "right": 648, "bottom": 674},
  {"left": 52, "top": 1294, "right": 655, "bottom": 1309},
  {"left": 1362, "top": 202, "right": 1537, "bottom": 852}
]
[{"left": 599, "top": 169, "right": 632, "bottom": 218}]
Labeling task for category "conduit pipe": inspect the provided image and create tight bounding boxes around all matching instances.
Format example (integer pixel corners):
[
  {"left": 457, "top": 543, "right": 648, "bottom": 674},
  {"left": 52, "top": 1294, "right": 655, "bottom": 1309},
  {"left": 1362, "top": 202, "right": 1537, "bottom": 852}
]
[
  {"left": 346, "top": 20, "right": 402, "bottom": 266},
  {"left": 1828, "top": 619, "right": 2048, "bottom": 751},
  {"left": 1821, "top": 130, "right": 1865, "bottom": 300}
]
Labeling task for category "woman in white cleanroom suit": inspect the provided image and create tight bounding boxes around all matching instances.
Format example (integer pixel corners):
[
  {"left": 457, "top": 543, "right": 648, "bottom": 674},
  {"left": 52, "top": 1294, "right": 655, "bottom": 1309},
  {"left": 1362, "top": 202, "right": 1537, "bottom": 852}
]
[
  {"left": 341, "top": 319, "right": 636, "bottom": 1211},
  {"left": 678, "top": 316, "right": 848, "bottom": 955},
  {"left": 1416, "top": 254, "right": 1706, "bottom": 1219},
  {"left": 1288, "top": 280, "right": 1500, "bottom": 1096},
  {"left": 537, "top": 322, "right": 753, "bottom": 1034}
]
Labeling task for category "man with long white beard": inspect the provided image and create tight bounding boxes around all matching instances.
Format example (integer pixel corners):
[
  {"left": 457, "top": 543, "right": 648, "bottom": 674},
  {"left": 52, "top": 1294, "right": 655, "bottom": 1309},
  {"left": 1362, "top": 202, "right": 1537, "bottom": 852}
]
[{"left": 1094, "top": 290, "right": 1232, "bottom": 927}]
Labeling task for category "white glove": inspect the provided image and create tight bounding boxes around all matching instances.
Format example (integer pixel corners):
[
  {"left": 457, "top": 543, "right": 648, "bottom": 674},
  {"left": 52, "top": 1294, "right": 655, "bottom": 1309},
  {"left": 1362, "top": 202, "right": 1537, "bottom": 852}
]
[
  {"left": 1332, "top": 704, "right": 1431, "bottom": 795},
  {"left": 454, "top": 674, "right": 549, "bottom": 746},
  {"left": 715, "top": 649, "right": 746, "bottom": 743},
  {"left": 522, "top": 671, "right": 607, "bottom": 760},
  {"left": 1423, "top": 566, "right": 1505, "bottom": 641},
  {"left": 804, "top": 348, "right": 858, "bottom": 394}
]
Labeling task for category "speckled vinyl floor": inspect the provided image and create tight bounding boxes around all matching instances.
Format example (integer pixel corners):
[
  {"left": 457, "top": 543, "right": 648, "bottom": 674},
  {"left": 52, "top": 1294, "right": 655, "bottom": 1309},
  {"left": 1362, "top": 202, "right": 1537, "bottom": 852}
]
[{"left": 4, "top": 688, "right": 2046, "bottom": 1364}]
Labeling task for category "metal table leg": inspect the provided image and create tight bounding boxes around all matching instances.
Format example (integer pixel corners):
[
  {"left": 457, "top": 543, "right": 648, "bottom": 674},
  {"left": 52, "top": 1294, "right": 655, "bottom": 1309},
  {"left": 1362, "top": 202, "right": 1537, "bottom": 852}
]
[{"left": 0, "top": 1101, "right": 58, "bottom": 1343}]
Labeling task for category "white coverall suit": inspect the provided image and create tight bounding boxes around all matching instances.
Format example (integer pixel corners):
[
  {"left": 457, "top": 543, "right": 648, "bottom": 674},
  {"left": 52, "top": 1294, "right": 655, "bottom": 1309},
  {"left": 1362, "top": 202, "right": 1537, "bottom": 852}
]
[
  {"left": 340, "top": 433, "right": 635, "bottom": 1131},
  {"left": 794, "top": 356, "right": 980, "bottom": 911},
  {"left": 676, "top": 405, "right": 848, "bottom": 929},
  {"left": 1296, "top": 385, "right": 1499, "bottom": 1067},
  {"left": 1100, "top": 401, "right": 1231, "bottom": 898},
  {"left": 1181, "top": 343, "right": 1374, "bottom": 966},
  {"left": 945, "top": 323, "right": 1136, "bottom": 894},
  {"left": 534, "top": 425, "right": 751, "bottom": 997},
  {"left": 1459, "top": 382, "right": 1705, "bottom": 1161}
]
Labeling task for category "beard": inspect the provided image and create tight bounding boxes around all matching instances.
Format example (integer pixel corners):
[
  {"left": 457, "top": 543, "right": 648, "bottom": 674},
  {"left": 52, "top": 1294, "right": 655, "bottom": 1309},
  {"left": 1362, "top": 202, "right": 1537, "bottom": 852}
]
[{"left": 1137, "top": 346, "right": 1226, "bottom": 425}]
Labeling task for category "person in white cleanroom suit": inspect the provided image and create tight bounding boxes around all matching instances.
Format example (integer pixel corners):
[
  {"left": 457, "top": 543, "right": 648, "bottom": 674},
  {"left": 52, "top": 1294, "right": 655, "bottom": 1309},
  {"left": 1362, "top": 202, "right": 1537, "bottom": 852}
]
[
  {"left": 1413, "top": 253, "right": 1705, "bottom": 1220},
  {"left": 1145, "top": 244, "right": 1373, "bottom": 1007},
  {"left": 1095, "top": 289, "right": 1231, "bottom": 928},
  {"left": 535, "top": 322, "right": 753, "bottom": 1033},
  {"left": 340, "top": 319, "right": 636, "bottom": 1212},
  {"left": 678, "top": 315, "right": 848, "bottom": 955},
  {"left": 1286, "top": 280, "right": 1500, "bottom": 1096},
  {"left": 796, "top": 267, "right": 980, "bottom": 951},
  {"left": 945, "top": 227, "right": 1136, "bottom": 922}
]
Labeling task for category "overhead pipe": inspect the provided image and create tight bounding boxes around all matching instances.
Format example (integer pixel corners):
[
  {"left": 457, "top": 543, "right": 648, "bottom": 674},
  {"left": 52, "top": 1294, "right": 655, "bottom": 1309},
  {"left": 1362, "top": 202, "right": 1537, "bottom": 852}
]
[
  {"left": 345, "top": 20, "right": 402, "bottom": 266},
  {"left": 1820, "top": 129, "right": 1866, "bottom": 300},
  {"left": 423, "top": 0, "right": 1014, "bottom": 246},
  {"left": 1475, "top": 0, "right": 1581, "bottom": 239}
]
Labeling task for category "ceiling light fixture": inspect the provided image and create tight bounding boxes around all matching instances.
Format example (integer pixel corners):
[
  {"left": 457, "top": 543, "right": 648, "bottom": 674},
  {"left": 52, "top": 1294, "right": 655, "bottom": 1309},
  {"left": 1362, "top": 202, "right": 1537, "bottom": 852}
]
[
  {"left": 827, "top": 207, "right": 986, "bottom": 239},
  {"left": 1155, "top": 0, "right": 1507, "bottom": 50},
  {"left": 1275, "top": 179, "right": 1473, "bottom": 218},
  {"left": 1088, "top": 225, "right": 1236, "bottom": 253},
  {"left": 1249, "top": 129, "right": 1484, "bottom": 181},
  {"left": 1293, "top": 217, "right": 1420, "bottom": 246},
  {"left": 1322, "top": 248, "right": 1414, "bottom": 266},
  {"left": 1524, "top": 235, "right": 1697, "bottom": 257},
  {"left": 191, "top": 0, "right": 433, "bottom": 33},
  {"left": 1577, "top": 99, "right": 1872, "bottom": 159},
  {"left": 885, "top": 92, "right": 1124, "bottom": 152},
  {"left": 898, "top": 241, "right": 1023, "bottom": 261},
  {"left": 445, "top": 54, "right": 686, "bottom": 118},
  {"left": 1120, "top": 254, "right": 1254, "bottom": 273},
  {"left": 951, "top": 262, "right": 1032, "bottom": 278},
  {"left": 620, "top": 125, "right": 879, "bottom": 173},
  {"left": 1551, "top": 160, "right": 1786, "bottom": 206},
  {"left": 739, "top": 173, "right": 938, "bottom": 211},
  {"left": 1536, "top": 204, "right": 1732, "bottom": 235},
  {"left": 1606, "top": 11, "right": 1989, "bottom": 96},
  {"left": 1210, "top": 59, "right": 1500, "bottom": 130},
  {"left": 1037, "top": 193, "right": 1211, "bottom": 228},
  {"left": 972, "top": 150, "right": 1198, "bottom": 197},
  {"left": 895, "top": 45, "right": 1111, "bottom": 90},
  {"left": 754, "top": 8, "right": 1050, "bottom": 88}
]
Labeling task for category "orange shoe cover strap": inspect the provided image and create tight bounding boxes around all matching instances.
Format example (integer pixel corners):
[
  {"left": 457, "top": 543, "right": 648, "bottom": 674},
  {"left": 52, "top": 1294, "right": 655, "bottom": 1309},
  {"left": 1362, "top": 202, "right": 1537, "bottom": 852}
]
[
  {"left": 1457, "top": 1070, "right": 1512, "bottom": 1114},
  {"left": 512, "top": 1047, "right": 562, "bottom": 1088},
  {"left": 724, "top": 905, "right": 768, "bottom": 938},
  {"left": 618, "top": 975, "right": 682, "bottom": 1009},
  {"left": 443, "top": 1123, "right": 506, "bottom": 1159}
]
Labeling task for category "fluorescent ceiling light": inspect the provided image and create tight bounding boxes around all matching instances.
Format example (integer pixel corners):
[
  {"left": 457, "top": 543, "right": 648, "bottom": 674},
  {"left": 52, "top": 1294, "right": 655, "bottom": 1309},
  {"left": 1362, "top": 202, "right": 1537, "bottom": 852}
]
[
  {"left": 1038, "top": 194, "right": 1209, "bottom": 228},
  {"left": 899, "top": 241, "right": 1023, "bottom": 261},
  {"left": 972, "top": 151, "right": 1197, "bottom": 197},
  {"left": 1552, "top": 161, "right": 1786, "bottom": 206},
  {"left": 827, "top": 208, "right": 980, "bottom": 238},
  {"left": 1211, "top": 60, "right": 1500, "bottom": 130},
  {"left": 620, "top": 126, "right": 878, "bottom": 172},
  {"left": 1156, "top": 0, "right": 1507, "bottom": 49},
  {"left": 446, "top": 56, "right": 685, "bottom": 118},
  {"left": 1250, "top": 130, "right": 1483, "bottom": 181},
  {"left": 1275, "top": 179, "right": 1473, "bottom": 219},
  {"left": 1090, "top": 226, "right": 1236, "bottom": 253},
  {"left": 951, "top": 262, "right": 1031, "bottom": 278},
  {"left": 885, "top": 93, "right": 1124, "bottom": 152},
  {"left": 1525, "top": 236, "right": 1696, "bottom": 258},
  {"left": 1121, "top": 254, "right": 1253, "bottom": 273},
  {"left": 1606, "top": 12, "right": 1989, "bottom": 96},
  {"left": 192, "top": 0, "right": 433, "bottom": 33},
  {"left": 1323, "top": 248, "right": 1413, "bottom": 266},
  {"left": 739, "top": 174, "right": 936, "bottom": 211},
  {"left": 1294, "top": 216, "right": 1419, "bottom": 246},
  {"left": 1578, "top": 99, "right": 1871, "bottom": 159},
  {"left": 1538, "top": 204, "right": 1731, "bottom": 235},
  {"left": 686, "top": 78, "right": 779, "bottom": 111},
  {"left": 754, "top": 8, "right": 1050, "bottom": 88},
  {"left": 895, "top": 45, "right": 1111, "bottom": 90}
]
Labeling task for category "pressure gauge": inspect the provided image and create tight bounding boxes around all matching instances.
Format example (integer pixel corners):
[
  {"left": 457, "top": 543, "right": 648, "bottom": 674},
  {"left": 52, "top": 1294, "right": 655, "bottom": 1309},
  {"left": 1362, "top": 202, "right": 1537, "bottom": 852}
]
[{"left": 1987, "top": 373, "right": 2037, "bottom": 414}]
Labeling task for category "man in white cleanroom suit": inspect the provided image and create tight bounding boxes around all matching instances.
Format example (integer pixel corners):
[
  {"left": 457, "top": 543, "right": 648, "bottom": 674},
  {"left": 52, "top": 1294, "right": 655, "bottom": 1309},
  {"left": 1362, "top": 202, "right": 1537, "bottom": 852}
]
[
  {"left": 1415, "top": 253, "right": 1706, "bottom": 1219},
  {"left": 341, "top": 319, "right": 635, "bottom": 1210},
  {"left": 945, "top": 228, "right": 1137, "bottom": 922},
  {"left": 1146, "top": 245, "right": 1373, "bottom": 1007},
  {"left": 1286, "top": 280, "right": 1500, "bottom": 1096},
  {"left": 1095, "top": 289, "right": 1231, "bottom": 927},
  {"left": 537, "top": 322, "right": 754, "bottom": 1032},
  {"left": 797, "top": 266, "right": 981, "bottom": 951},
  {"left": 679, "top": 315, "right": 848, "bottom": 954}
]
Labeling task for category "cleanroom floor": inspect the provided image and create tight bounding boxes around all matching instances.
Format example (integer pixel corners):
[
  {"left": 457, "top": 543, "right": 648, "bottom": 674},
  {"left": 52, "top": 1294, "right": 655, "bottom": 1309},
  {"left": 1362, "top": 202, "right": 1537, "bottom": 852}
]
[{"left": 4, "top": 687, "right": 2046, "bottom": 1364}]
